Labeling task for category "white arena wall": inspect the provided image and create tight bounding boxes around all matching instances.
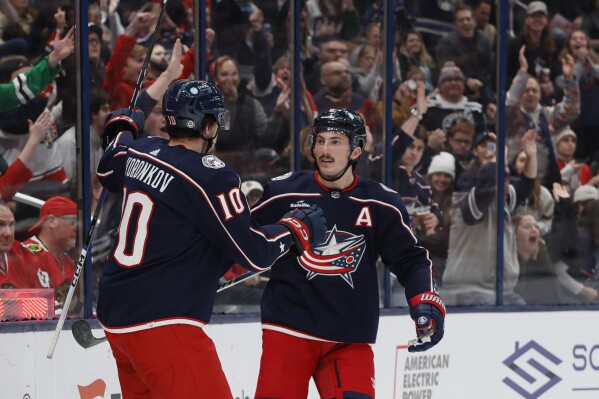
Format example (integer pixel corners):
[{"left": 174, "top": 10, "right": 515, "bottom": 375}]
[{"left": 1, "top": 310, "right": 598, "bottom": 399}]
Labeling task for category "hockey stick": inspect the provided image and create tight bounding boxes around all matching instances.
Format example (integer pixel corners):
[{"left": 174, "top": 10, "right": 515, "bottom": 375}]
[
  {"left": 72, "top": 269, "right": 269, "bottom": 349},
  {"left": 72, "top": 320, "right": 107, "bottom": 348},
  {"left": 217, "top": 269, "right": 269, "bottom": 293},
  {"left": 47, "top": 0, "right": 169, "bottom": 359}
]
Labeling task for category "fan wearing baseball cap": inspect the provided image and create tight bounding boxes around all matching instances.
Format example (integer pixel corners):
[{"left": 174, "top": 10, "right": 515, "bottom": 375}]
[
  {"left": 526, "top": 1, "right": 548, "bottom": 16},
  {"left": 506, "top": 0, "right": 561, "bottom": 86},
  {"left": 23, "top": 196, "right": 79, "bottom": 313}
]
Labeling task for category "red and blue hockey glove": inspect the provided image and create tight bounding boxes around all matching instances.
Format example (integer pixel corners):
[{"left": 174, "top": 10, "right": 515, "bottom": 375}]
[
  {"left": 101, "top": 107, "right": 145, "bottom": 150},
  {"left": 277, "top": 204, "right": 327, "bottom": 253},
  {"left": 408, "top": 292, "right": 445, "bottom": 352}
]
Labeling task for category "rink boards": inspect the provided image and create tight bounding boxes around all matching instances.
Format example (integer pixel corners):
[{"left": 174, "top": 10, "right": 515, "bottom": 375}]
[{"left": 1, "top": 310, "right": 598, "bottom": 399}]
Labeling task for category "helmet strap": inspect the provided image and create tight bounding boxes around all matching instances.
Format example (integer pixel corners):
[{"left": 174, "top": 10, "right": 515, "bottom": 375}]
[
  {"left": 200, "top": 130, "right": 218, "bottom": 152},
  {"left": 205, "top": 137, "right": 215, "bottom": 152}
]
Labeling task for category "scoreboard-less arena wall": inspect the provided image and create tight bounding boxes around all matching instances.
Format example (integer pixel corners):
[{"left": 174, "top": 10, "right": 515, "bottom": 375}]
[{"left": 1, "top": 311, "right": 598, "bottom": 399}]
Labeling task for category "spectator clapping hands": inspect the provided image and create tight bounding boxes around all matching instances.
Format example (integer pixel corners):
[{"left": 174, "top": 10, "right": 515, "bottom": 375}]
[
  {"left": 206, "top": 28, "right": 215, "bottom": 49},
  {"left": 518, "top": 45, "right": 528, "bottom": 72},
  {"left": 28, "top": 111, "right": 53, "bottom": 143},
  {"left": 561, "top": 53, "right": 575, "bottom": 79},
  {"left": 274, "top": 84, "right": 291, "bottom": 118},
  {"left": 16, "top": 111, "right": 53, "bottom": 171},
  {"left": 415, "top": 80, "right": 428, "bottom": 115},
  {"left": 164, "top": 39, "right": 183, "bottom": 80},
  {"left": 521, "top": 129, "right": 537, "bottom": 156}
]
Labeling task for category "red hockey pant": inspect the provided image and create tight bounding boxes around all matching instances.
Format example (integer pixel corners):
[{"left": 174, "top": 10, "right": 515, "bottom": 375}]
[
  {"left": 255, "top": 329, "right": 375, "bottom": 398},
  {"left": 106, "top": 324, "right": 232, "bottom": 398}
]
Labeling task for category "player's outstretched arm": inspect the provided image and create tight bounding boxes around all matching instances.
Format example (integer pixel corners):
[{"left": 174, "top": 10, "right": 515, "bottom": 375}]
[
  {"left": 407, "top": 291, "right": 446, "bottom": 352},
  {"left": 276, "top": 204, "right": 328, "bottom": 254}
]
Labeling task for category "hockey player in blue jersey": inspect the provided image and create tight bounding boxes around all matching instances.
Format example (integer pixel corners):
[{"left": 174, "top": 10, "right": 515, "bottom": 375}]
[
  {"left": 252, "top": 109, "right": 446, "bottom": 399},
  {"left": 95, "top": 80, "right": 327, "bottom": 398}
]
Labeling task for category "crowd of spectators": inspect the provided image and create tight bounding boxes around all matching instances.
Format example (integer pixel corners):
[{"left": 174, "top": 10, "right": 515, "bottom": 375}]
[{"left": 1, "top": 0, "right": 599, "bottom": 320}]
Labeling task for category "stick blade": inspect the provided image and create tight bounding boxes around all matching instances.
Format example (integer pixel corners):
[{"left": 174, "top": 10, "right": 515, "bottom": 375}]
[{"left": 72, "top": 320, "right": 107, "bottom": 349}]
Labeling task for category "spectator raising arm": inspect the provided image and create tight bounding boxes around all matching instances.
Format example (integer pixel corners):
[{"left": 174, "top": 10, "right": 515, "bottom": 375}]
[
  {"left": 135, "top": 39, "right": 184, "bottom": 116},
  {"left": 146, "top": 39, "right": 183, "bottom": 98},
  {"left": 0, "top": 27, "right": 75, "bottom": 112},
  {"left": 0, "top": 111, "right": 52, "bottom": 202}
]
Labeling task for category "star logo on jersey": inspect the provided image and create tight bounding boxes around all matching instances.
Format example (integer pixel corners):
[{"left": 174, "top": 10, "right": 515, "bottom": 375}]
[
  {"left": 202, "top": 155, "right": 225, "bottom": 169},
  {"left": 297, "top": 225, "right": 365, "bottom": 288}
]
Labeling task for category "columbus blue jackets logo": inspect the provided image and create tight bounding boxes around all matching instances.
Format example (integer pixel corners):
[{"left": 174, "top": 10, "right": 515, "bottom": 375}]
[
  {"left": 202, "top": 155, "right": 225, "bottom": 169},
  {"left": 298, "top": 225, "right": 365, "bottom": 288}
]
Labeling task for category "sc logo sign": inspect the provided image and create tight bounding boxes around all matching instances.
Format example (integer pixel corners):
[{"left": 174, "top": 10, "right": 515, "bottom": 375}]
[{"left": 573, "top": 345, "right": 599, "bottom": 371}]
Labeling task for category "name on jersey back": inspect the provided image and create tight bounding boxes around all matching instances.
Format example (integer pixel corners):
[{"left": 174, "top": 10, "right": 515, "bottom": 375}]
[{"left": 125, "top": 157, "right": 175, "bottom": 193}]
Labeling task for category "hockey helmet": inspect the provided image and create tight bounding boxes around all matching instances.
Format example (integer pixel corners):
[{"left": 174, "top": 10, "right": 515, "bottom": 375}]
[
  {"left": 162, "top": 80, "right": 230, "bottom": 132},
  {"left": 310, "top": 109, "right": 366, "bottom": 151}
]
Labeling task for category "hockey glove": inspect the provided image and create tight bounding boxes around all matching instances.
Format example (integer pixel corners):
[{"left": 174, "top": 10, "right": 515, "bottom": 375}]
[
  {"left": 277, "top": 204, "right": 327, "bottom": 253},
  {"left": 408, "top": 292, "right": 445, "bottom": 352},
  {"left": 101, "top": 108, "right": 145, "bottom": 150}
]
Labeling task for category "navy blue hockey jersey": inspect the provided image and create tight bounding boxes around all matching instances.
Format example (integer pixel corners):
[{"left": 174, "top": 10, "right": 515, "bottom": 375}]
[
  {"left": 96, "top": 132, "right": 293, "bottom": 331},
  {"left": 251, "top": 170, "right": 434, "bottom": 343}
]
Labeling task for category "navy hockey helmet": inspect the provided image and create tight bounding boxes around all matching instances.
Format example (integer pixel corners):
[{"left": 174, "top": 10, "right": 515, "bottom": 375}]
[
  {"left": 162, "top": 80, "right": 230, "bottom": 132},
  {"left": 310, "top": 109, "right": 366, "bottom": 151}
]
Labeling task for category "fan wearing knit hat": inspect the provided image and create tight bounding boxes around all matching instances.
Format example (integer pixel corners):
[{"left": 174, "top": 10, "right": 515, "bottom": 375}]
[
  {"left": 23, "top": 196, "right": 78, "bottom": 312},
  {"left": 423, "top": 152, "right": 456, "bottom": 286},
  {"left": 427, "top": 152, "right": 456, "bottom": 224},
  {"left": 428, "top": 152, "right": 456, "bottom": 187},
  {"left": 437, "top": 61, "right": 465, "bottom": 86},
  {"left": 422, "top": 61, "right": 487, "bottom": 136}
]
